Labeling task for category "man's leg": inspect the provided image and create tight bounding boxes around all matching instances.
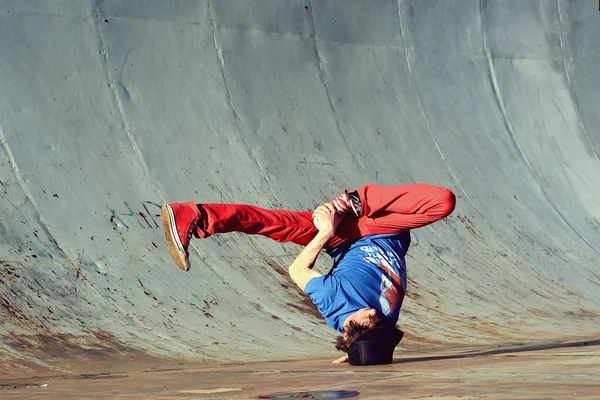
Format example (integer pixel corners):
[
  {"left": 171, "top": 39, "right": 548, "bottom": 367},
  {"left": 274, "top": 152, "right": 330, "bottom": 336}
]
[
  {"left": 161, "top": 184, "right": 455, "bottom": 270},
  {"left": 162, "top": 200, "right": 362, "bottom": 271},
  {"left": 197, "top": 203, "right": 319, "bottom": 246},
  {"left": 327, "top": 183, "right": 456, "bottom": 247},
  {"left": 214, "top": 183, "right": 456, "bottom": 249},
  {"left": 358, "top": 183, "right": 455, "bottom": 231}
]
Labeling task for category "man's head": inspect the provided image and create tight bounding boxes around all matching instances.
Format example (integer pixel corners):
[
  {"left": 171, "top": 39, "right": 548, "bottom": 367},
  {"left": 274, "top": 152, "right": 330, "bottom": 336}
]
[
  {"left": 344, "top": 308, "right": 379, "bottom": 331},
  {"left": 334, "top": 308, "right": 403, "bottom": 366},
  {"left": 336, "top": 308, "right": 389, "bottom": 352}
]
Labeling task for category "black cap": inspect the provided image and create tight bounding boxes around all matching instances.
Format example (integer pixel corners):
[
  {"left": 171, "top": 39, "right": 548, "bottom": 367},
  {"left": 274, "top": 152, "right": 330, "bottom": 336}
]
[{"left": 347, "top": 327, "right": 403, "bottom": 366}]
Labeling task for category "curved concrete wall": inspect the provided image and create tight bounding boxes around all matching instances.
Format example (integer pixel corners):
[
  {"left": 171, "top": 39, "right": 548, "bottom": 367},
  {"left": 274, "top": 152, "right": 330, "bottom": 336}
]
[{"left": 0, "top": 0, "right": 598, "bottom": 369}]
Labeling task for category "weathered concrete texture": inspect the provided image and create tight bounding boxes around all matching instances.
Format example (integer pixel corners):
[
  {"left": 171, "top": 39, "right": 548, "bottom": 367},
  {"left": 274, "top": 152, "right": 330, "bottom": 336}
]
[{"left": 0, "top": 0, "right": 599, "bottom": 382}]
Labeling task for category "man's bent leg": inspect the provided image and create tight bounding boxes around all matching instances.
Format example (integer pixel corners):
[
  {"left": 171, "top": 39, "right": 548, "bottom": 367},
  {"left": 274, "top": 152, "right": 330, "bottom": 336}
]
[{"left": 352, "top": 183, "right": 456, "bottom": 235}]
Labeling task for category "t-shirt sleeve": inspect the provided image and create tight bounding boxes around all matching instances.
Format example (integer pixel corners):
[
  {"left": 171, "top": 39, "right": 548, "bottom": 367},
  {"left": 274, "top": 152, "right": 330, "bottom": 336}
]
[{"left": 304, "top": 275, "right": 336, "bottom": 313}]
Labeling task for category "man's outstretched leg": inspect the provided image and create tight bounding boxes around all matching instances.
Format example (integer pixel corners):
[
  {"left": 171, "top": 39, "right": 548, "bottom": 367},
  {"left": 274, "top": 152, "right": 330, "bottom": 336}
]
[{"left": 161, "top": 201, "right": 340, "bottom": 272}]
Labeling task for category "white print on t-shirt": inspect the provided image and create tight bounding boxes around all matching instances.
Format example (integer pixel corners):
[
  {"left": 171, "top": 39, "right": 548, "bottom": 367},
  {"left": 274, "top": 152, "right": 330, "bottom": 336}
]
[{"left": 359, "top": 245, "right": 407, "bottom": 316}]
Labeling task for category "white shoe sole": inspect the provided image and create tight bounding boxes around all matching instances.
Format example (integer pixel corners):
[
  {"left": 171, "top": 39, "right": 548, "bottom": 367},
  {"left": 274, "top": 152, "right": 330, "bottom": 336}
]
[{"left": 161, "top": 204, "right": 191, "bottom": 272}]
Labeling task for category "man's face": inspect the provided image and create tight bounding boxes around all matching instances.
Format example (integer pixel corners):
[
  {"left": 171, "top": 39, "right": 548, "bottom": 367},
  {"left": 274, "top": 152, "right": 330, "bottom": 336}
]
[{"left": 343, "top": 308, "right": 377, "bottom": 339}]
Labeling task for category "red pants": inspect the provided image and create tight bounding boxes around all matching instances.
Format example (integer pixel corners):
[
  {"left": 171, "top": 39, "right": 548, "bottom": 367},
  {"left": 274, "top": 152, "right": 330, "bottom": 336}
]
[{"left": 196, "top": 184, "right": 456, "bottom": 249}]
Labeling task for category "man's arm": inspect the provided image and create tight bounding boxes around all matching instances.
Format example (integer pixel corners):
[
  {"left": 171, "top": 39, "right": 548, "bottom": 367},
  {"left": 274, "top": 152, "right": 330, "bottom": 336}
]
[
  {"left": 288, "top": 232, "right": 328, "bottom": 291},
  {"left": 288, "top": 203, "right": 342, "bottom": 292}
]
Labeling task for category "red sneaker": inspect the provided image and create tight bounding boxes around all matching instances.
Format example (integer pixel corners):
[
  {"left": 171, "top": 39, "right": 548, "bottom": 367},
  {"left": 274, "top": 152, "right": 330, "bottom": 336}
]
[
  {"left": 160, "top": 201, "right": 200, "bottom": 272},
  {"left": 330, "top": 190, "right": 362, "bottom": 217}
]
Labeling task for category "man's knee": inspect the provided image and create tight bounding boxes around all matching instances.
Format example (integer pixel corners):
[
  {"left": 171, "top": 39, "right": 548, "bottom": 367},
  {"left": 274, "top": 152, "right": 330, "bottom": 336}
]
[{"left": 436, "top": 188, "right": 456, "bottom": 218}]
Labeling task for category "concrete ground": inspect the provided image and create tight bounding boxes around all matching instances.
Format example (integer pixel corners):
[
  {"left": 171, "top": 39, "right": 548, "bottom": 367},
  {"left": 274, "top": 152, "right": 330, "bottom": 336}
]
[{"left": 2, "top": 342, "right": 599, "bottom": 399}]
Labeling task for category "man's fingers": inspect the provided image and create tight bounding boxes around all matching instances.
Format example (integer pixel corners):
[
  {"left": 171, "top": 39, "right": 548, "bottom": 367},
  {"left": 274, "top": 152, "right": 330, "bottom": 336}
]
[
  {"left": 312, "top": 203, "right": 340, "bottom": 235},
  {"left": 322, "top": 203, "right": 336, "bottom": 213},
  {"left": 312, "top": 207, "right": 329, "bottom": 217},
  {"left": 317, "top": 204, "right": 332, "bottom": 213},
  {"left": 313, "top": 207, "right": 324, "bottom": 215},
  {"left": 314, "top": 203, "right": 336, "bottom": 215},
  {"left": 332, "top": 354, "right": 349, "bottom": 364}
]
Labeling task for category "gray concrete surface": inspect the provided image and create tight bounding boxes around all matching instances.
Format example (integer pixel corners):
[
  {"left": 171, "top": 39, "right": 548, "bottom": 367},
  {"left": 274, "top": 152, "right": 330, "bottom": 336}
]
[{"left": 0, "top": 0, "right": 599, "bottom": 378}]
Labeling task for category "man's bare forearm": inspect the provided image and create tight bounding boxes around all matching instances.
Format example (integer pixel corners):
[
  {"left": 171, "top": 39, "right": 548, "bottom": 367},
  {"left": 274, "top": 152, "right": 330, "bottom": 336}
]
[
  {"left": 290, "top": 231, "right": 331, "bottom": 270},
  {"left": 288, "top": 231, "right": 331, "bottom": 291}
]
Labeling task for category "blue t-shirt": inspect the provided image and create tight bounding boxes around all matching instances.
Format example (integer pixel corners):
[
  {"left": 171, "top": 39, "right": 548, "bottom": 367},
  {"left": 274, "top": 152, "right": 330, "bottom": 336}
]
[{"left": 304, "top": 232, "right": 410, "bottom": 332}]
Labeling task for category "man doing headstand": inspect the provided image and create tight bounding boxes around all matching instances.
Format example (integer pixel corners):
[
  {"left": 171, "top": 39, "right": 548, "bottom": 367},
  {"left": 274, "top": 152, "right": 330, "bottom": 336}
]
[{"left": 161, "top": 183, "right": 456, "bottom": 365}]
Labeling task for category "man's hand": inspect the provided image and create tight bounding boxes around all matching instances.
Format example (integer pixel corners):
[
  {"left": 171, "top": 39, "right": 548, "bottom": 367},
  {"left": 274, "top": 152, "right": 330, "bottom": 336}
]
[
  {"left": 332, "top": 354, "right": 349, "bottom": 364},
  {"left": 312, "top": 203, "right": 343, "bottom": 236}
]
